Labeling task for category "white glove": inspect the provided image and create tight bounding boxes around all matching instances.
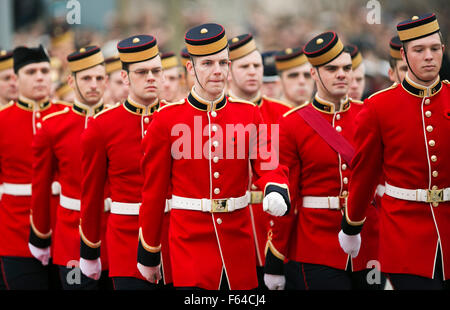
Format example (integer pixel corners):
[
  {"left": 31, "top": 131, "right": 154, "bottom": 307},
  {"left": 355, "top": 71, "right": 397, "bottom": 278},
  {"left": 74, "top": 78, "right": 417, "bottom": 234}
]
[
  {"left": 137, "top": 263, "right": 161, "bottom": 284},
  {"left": 80, "top": 257, "right": 102, "bottom": 280},
  {"left": 338, "top": 230, "right": 361, "bottom": 258},
  {"left": 264, "top": 274, "right": 286, "bottom": 290},
  {"left": 28, "top": 243, "right": 51, "bottom": 266},
  {"left": 51, "top": 181, "right": 61, "bottom": 195},
  {"left": 263, "top": 192, "right": 287, "bottom": 217}
]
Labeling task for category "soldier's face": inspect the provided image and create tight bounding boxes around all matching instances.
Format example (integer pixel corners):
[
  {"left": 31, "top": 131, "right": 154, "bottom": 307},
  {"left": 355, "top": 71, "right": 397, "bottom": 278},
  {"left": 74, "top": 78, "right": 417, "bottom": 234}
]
[
  {"left": 229, "top": 50, "right": 263, "bottom": 96},
  {"left": 161, "top": 66, "right": 181, "bottom": 102},
  {"left": 188, "top": 48, "right": 230, "bottom": 99},
  {"left": 348, "top": 64, "right": 365, "bottom": 101},
  {"left": 401, "top": 33, "right": 444, "bottom": 82},
  {"left": 124, "top": 56, "right": 163, "bottom": 103},
  {"left": 388, "top": 59, "right": 407, "bottom": 84},
  {"left": 313, "top": 52, "right": 352, "bottom": 99},
  {"left": 0, "top": 68, "right": 18, "bottom": 103},
  {"left": 107, "top": 70, "right": 129, "bottom": 103},
  {"left": 17, "top": 62, "right": 52, "bottom": 101},
  {"left": 281, "top": 63, "right": 314, "bottom": 105},
  {"left": 70, "top": 64, "right": 107, "bottom": 105}
]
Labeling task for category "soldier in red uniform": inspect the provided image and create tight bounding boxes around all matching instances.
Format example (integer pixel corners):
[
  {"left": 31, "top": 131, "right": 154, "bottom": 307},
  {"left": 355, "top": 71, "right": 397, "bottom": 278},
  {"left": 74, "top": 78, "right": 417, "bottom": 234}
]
[
  {"left": 263, "top": 31, "right": 379, "bottom": 290},
  {"left": 0, "top": 45, "right": 68, "bottom": 289},
  {"left": 226, "top": 33, "right": 292, "bottom": 289},
  {"left": 160, "top": 52, "right": 183, "bottom": 103},
  {"left": 29, "top": 46, "right": 110, "bottom": 290},
  {"left": 0, "top": 49, "right": 18, "bottom": 290},
  {"left": 347, "top": 44, "right": 366, "bottom": 101},
  {"left": 137, "top": 23, "right": 290, "bottom": 290},
  {"left": 340, "top": 13, "right": 450, "bottom": 290},
  {"left": 79, "top": 35, "right": 168, "bottom": 290},
  {"left": 0, "top": 50, "right": 18, "bottom": 108},
  {"left": 388, "top": 36, "right": 408, "bottom": 84},
  {"left": 274, "top": 47, "right": 315, "bottom": 107}
]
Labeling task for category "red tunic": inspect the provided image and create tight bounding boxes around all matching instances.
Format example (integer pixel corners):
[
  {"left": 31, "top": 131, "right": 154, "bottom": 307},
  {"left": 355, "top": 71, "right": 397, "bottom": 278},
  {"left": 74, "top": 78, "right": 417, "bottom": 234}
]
[
  {"left": 138, "top": 91, "right": 290, "bottom": 290},
  {"left": 266, "top": 95, "right": 379, "bottom": 272},
  {"left": 30, "top": 101, "right": 109, "bottom": 269},
  {"left": 345, "top": 77, "right": 450, "bottom": 279},
  {"left": 0, "top": 98, "right": 67, "bottom": 257},
  {"left": 79, "top": 98, "right": 165, "bottom": 279}
]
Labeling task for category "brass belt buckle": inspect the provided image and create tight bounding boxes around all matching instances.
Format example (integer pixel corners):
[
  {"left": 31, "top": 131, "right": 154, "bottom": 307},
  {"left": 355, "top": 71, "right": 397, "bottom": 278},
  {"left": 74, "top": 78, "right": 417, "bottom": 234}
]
[
  {"left": 426, "top": 189, "right": 444, "bottom": 203},
  {"left": 250, "top": 191, "right": 263, "bottom": 204},
  {"left": 211, "top": 199, "right": 229, "bottom": 213},
  {"left": 338, "top": 196, "right": 348, "bottom": 210}
]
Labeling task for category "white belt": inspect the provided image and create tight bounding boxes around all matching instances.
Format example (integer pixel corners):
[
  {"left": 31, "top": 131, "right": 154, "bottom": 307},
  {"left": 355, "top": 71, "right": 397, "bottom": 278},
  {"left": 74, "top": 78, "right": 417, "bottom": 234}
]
[
  {"left": 110, "top": 199, "right": 172, "bottom": 215},
  {"left": 2, "top": 183, "right": 32, "bottom": 196},
  {"left": 2, "top": 182, "right": 61, "bottom": 196},
  {"left": 376, "top": 184, "right": 386, "bottom": 197},
  {"left": 302, "top": 196, "right": 346, "bottom": 210},
  {"left": 60, "top": 194, "right": 111, "bottom": 212},
  {"left": 171, "top": 194, "right": 249, "bottom": 213},
  {"left": 385, "top": 183, "right": 450, "bottom": 203}
]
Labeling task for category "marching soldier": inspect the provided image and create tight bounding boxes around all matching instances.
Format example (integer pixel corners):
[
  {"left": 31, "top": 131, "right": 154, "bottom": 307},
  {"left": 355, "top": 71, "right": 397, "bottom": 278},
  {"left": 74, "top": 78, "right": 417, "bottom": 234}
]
[
  {"left": 0, "top": 50, "right": 18, "bottom": 107},
  {"left": 264, "top": 31, "right": 378, "bottom": 290},
  {"left": 227, "top": 33, "right": 292, "bottom": 289},
  {"left": 137, "top": 23, "right": 290, "bottom": 290},
  {"left": 0, "top": 49, "right": 17, "bottom": 290},
  {"left": 347, "top": 44, "right": 366, "bottom": 101},
  {"left": 79, "top": 35, "right": 169, "bottom": 290},
  {"left": 388, "top": 36, "right": 408, "bottom": 84},
  {"left": 261, "top": 51, "right": 283, "bottom": 99},
  {"left": 340, "top": 13, "right": 450, "bottom": 290},
  {"left": 0, "top": 45, "right": 68, "bottom": 289},
  {"left": 180, "top": 47, "right": 195, "bottom": 95},
  {"left": 274, "top": 47, "right": 315, "bottom": 107},
  {"left": 29, "top": 46, "right": 110, "bottom": 290},
  {"left": 104, "top": 55, "right": 129, "bottom": 107},
  {"left": 160, "top": 52, "right": 184, "bottom": 102}
]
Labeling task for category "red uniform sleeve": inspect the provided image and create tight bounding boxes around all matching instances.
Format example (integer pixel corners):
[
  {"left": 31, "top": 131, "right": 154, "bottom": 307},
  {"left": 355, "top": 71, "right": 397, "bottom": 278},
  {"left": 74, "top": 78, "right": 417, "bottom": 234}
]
[
  {"left": 250, "top": 106, "right": 290, "bottom": 208},
  {"left": 137, "top": 111, "right": 172, "bottom": 266},
  {"left": 264, "top": 115, "right": 299, "bottom": 274},
  {"left": 343, "top": 101, "right": 383, "bottom": 234},
  {"left": 29, "top": 124, "right": 56, "bottom": 248},
  {"left": 80, "top": 119, "right": 108, "bottom": 259}
]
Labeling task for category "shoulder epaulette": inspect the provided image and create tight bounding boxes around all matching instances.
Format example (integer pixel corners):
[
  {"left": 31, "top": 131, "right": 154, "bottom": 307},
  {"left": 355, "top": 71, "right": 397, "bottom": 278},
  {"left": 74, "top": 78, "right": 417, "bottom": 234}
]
[
  {"left": 368, "top": 83, "right": 398, "bottom": 99},
  {"left": 282, "top": 102, "right": 309, "bottom": 118},
  {"left": 93, "top": 102, "right": 121, "bottom": 119},
  {"left": 262, "top": 95, "right": 293, "bottom": 108},
  {"left": 228, "top": 96, "right": 256, "bottom": 107},
  {"left": 51, "top": 100, "right": 72, "bottom": 106},
  {"left": 157, "top": 99, "right": 185, "bottom": 113},
  {"left": 0, "top": 100, "right": 14, "bottom": 112},
  {"left": 443, "top": 80, "right": 449, "bottom": 84},
  {"left": 43, "top": 107, "right": 70, "bottom": 122}
]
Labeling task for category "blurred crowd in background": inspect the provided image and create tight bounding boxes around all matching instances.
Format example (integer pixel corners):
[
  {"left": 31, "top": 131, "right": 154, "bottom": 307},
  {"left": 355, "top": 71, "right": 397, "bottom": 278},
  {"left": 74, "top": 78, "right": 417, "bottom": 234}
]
[{"left": 4, "top": 0, "right": 450, "bottom": 100}]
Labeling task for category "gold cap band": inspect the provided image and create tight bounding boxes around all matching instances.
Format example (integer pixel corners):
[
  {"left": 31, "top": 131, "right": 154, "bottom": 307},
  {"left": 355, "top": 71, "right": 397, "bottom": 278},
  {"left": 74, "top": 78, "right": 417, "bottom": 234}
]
[
  {"left": 119, "top": 45, "right": 159, "bottom": 63},
  {"left": 185, "top": 35, "right": 228, "bottom": 56},
  {"left": 69, "top": 51, "right": 105, "bottom": 73},
  {"left": 0, "top": 58, "right": 14, "bottom": 71},
  {"left": 398, "top": 19, "right": 440, "bottom": 42},
  {"left": 162, "top": 56, "right": 179, "bottom": 70},
  {"left": 306, "top": 39, "right": 344, "bottom": 67},
  {"left": 229, "top": 39, "right": 257, "bottom": 61},
  {"left": 275, "top": 53, "right": 308, "bottom": 71}
]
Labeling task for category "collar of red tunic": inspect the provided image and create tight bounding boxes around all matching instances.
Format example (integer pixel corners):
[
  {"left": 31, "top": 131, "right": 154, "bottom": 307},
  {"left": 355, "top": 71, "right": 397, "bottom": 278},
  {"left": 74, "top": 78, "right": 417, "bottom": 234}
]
[
  {"left": 188, "top": 87, "right": 227, "bottom": 112},
  {"left": 228, "top": 89, "right": 262, "bottom": 106},
  {"left": 312, "top": 94, "right": 350, "bottom": 114},
  {"left": 402, "top": 73, "right": 442, "bottom": 98},
  {"left": 123, "top": 96, "right": 159, "bottom": 116},
  {"left": 16, "top": 96, "right": 51, "bottom": 111},
  {"left": 73, "top": 99, "right": 104, "bottom": 116}
]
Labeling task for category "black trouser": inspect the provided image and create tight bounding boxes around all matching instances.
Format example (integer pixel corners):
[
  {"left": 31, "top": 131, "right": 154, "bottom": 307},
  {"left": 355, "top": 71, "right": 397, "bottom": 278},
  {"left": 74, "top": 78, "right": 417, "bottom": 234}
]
[
  {"left": 295, "top": 260, "right": 385, "bottom": 290},
  {"left": 0, "top": 256, "right": 49, "bottom": 290},
  {"left": 387, "top": 246, "right": 449, "bottom": 290},
  {"left": 58, "top": 265, "right": 101, "bottom": 290},
  {"left": 0, "top": 259, "right": 6, "bottom": 290},
  {"left": 112, "top": 277, "right": 159, "bottom": 290}
]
